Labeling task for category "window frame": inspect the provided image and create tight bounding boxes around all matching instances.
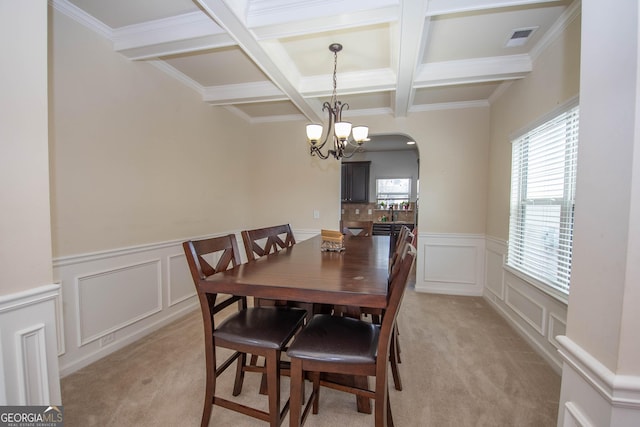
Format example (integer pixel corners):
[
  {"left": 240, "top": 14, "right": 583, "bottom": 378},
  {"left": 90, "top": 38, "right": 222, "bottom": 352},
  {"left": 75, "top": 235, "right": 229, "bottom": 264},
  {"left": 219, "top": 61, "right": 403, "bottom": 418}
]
[
  {"left": 506, "top": 97, "right": 579, "bottom": 303},
  {"left": 375, "top": 177, "right": 412, "bottom": 207}
]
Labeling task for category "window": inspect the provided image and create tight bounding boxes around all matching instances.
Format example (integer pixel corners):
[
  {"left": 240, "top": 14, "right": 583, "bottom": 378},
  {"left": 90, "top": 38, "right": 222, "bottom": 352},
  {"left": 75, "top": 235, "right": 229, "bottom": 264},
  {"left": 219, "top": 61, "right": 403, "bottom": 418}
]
[
  {"left": 376, "top": 178, "right": 411, "bottom": 207},
  {"left": 507, "top": 102, "right": 579, "bottom": 296}
]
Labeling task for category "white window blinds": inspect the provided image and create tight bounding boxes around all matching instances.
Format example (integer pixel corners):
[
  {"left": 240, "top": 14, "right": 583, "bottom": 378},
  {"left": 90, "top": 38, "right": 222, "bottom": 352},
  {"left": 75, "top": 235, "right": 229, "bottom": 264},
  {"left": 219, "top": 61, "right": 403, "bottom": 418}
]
[{"left": 507, "top": 104, "right": 579, "bottom": 295}]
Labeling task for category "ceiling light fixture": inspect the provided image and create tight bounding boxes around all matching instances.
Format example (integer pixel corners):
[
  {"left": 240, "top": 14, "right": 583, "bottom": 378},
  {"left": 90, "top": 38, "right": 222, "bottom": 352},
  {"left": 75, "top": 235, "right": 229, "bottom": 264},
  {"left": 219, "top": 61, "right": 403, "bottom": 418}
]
[{"left": 306, "top": 43, "right": 369, "bottom": 160}]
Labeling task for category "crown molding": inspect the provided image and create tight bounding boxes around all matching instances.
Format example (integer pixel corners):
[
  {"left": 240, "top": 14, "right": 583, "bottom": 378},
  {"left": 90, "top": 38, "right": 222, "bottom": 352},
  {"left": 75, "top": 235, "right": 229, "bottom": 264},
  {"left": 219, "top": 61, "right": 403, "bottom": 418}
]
[{"left": 50, "top": 0, "right": 113, "bottom": 40}]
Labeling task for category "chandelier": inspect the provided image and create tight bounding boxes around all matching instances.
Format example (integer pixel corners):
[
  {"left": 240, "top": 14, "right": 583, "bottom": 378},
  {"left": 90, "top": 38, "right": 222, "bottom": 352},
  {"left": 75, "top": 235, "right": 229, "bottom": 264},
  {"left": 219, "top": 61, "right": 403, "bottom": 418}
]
[{"left": 306, "top": 43, "right": 369, "bottom": 160}]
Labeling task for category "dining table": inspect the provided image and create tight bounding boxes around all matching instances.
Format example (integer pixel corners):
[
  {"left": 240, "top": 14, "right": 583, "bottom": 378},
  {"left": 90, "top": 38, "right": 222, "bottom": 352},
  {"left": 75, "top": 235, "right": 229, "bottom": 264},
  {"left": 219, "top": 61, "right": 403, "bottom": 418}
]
[{"left": 198, "top": 233, "right": 392, "bottom": 413}]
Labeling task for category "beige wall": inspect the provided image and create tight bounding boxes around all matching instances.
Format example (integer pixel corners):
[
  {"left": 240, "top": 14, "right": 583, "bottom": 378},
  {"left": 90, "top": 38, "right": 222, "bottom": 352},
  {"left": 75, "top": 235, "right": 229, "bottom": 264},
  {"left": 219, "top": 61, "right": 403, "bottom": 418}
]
[
  {"left": 249, "top": 107, "right": 490, "bottom": 235},
  {"left": 50, "top": 11, "right": 254, "bottom": 257},
  {"left": 50, "top": 7, "right": 491, "bottom": 257},
  {"left": 363, "top": 108, "right": 491, "bottom": 234},
  {"left": 0, "top": 0, "right": 53, "bottom": 294},
  {"left": 245, "top": 120, "right": 342, "bottom": 231},
  {"left": 486, "top": 14, "right": 581, "bottom": 240}
]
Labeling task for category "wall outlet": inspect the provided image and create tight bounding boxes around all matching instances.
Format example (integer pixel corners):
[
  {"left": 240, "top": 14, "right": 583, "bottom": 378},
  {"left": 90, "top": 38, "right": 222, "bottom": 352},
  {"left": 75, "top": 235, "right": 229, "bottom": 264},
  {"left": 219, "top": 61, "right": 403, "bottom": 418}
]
[
  {"left": 368, "top": 209, "right": 372, "bottom": 215},
  {"left": 355, "top": 209, "right": 360, "bottom": 214},
  {"left": 100, "top": 332, "right": 115, "bottom": 347},
  {"left": 313, "top": 209, "right": 320, "bottom": 219}
]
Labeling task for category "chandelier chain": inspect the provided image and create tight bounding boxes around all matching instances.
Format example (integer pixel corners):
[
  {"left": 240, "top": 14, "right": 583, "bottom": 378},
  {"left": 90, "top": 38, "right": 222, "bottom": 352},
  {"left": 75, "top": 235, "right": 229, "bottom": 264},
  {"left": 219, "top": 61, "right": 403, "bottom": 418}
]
[{"left": 332, "top": 48, "right": 338, "bottom": 107}]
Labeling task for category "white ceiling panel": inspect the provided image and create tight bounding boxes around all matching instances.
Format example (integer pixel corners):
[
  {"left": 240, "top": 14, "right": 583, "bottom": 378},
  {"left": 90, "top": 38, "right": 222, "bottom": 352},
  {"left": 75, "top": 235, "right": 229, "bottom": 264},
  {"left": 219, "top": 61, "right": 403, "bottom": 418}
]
[{"left": 55, "top": 0, "right": 579, "bottom": 124}]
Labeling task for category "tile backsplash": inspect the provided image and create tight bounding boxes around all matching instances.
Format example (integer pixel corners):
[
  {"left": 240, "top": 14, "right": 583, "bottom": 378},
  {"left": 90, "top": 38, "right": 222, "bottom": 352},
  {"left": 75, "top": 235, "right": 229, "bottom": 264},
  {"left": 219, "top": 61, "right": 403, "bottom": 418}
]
[{"left": 341, "top": 202, "right": 416, "bottom": 223}]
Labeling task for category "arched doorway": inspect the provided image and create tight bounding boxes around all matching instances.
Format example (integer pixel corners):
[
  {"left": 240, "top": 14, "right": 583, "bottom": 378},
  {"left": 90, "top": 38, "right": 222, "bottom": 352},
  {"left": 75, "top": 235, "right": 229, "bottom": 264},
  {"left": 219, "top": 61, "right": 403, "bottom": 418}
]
[{"left": 340, "top": 133, "right": 419, "bottom": 245}]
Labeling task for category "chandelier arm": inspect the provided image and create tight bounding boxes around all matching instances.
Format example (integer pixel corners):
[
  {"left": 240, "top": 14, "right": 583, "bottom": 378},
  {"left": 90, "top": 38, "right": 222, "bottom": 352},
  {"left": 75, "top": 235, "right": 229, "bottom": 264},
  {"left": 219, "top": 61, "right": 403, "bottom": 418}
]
[{"left": 310, "top": 144, "right": 330, "bottom": 159}]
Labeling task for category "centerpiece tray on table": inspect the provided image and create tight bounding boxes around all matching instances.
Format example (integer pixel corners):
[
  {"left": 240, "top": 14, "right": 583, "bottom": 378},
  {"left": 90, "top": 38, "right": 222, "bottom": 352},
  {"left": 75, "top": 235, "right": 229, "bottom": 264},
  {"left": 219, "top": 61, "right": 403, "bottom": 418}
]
[{"left": 320, "top": 229, "right": 345, "bottom": 252}]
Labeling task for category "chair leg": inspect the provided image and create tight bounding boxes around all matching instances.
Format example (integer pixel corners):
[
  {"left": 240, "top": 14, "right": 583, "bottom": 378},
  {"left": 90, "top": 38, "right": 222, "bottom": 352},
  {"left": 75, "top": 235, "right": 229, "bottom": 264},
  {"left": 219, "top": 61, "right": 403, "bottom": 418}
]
[
  {"left": 266, "top": 349, "right": 282, "bottom": 427},
  {"left": 395, "top": 324, "right": 402, "bottom": 363},
  {"left": 386, "top": 384, "right": 394, "bottom": 427},
  {"left": 389, "top": 331, "right": 402, "bottom": 391},
  {"left": 289, "top": 358, "right": 303, "bottom": 427},
  {"left": 201, "top": 346, "right": 216, "bottom": 427},
  {"left": 311, "top": 372, "right": 320, "bottom": 415},
  {"left": 232, "top": 352, "right": 246, "bottom": 396},
  {"left": 374, "top": 369, "right": 389, "bottom": 427}
]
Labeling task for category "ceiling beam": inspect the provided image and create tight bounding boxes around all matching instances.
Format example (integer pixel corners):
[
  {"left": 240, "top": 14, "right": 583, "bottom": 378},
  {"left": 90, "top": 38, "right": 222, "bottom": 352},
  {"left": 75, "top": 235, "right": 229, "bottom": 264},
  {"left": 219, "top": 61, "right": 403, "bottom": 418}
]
[
  {"left": 195, "top": 0, "right": 323, "bottom": 123},
  {"left": 426, "top": 0, "right": 561, "bottom": 16},
  {"left": 394, "top": 0, "right": 430, "bottom": 117},
  {"left": 414, "top": 54, "right": 532, "bottom": 87}
]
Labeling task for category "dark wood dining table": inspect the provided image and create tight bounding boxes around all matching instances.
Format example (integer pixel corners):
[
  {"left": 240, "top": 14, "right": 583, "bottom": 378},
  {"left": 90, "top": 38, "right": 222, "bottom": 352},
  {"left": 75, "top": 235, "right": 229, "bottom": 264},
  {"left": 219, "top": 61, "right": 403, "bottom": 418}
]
[
  {"left": 198, "top": 233, "right": 392, "bottom": 413},
  {"left": 199, "top": 234, "right": 391, "bottom": 310}
]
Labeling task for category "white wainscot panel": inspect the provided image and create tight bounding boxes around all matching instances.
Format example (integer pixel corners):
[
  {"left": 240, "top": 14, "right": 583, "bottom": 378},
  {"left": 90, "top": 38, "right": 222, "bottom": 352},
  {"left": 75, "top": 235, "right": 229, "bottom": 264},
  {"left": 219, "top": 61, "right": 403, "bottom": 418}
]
[
  {"left": 0, "top": 285, "right": 61, "bottom": 405},
  {"left": 76, "top": 260, "right": 162, "bottom": 346},
  {"left": 15, "top": 324, "right": 49, "bottom": 405},
  {"left": 549, "top": 312, "right": 567, "bottom": 349},
  {"left": 505, "top": 280, "right": 546, "bottom": 335},
  {"left": 416, "top": 234, "right": 485, "bottom": 296},
  {"left": 168, "top": 253, "right": 195, "bottom": 307},
  {"left": 485, "top": 245, "right": 505, "bottom": 300}
]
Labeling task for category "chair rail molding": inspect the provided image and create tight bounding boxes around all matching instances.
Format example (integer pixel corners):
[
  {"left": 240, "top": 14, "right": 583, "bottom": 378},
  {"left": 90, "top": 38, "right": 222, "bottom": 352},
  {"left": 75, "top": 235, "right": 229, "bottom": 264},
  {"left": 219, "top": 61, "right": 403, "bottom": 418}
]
[
  {"left": 0, "top": 284, "right": 61, "bottom": 405},
  {"left": 557, "top": 335, "right": 640, "bottom": 427}
]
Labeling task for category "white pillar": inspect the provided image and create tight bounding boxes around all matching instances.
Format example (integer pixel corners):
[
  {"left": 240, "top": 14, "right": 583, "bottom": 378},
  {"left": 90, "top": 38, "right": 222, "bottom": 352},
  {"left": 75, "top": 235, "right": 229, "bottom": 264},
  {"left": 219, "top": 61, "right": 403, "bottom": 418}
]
[{"left": 557, "top": 1, "right": 640, "bottom": 425}]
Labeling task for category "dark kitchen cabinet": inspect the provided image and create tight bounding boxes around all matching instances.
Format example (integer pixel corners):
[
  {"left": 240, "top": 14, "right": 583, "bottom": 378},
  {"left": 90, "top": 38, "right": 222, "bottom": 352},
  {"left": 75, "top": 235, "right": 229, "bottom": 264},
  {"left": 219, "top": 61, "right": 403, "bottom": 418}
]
[{"left": 341, "top": 161, "right": 370, "bottom": 203}]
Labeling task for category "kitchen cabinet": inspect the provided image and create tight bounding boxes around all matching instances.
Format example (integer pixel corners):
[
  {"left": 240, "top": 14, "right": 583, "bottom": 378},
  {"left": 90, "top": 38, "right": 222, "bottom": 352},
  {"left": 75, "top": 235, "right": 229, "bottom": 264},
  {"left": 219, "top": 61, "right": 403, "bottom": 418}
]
[{"left": 341, "top": 161, "right": 370, "bottom": 203}]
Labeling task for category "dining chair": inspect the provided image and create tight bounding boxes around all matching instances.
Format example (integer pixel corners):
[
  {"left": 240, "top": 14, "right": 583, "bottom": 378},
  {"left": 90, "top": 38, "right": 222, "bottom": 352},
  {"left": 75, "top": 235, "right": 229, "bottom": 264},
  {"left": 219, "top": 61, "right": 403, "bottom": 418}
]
[
  {"left": 242, "top": 224, "right": 315, "bottom": 315},
  {"left": 340, "top": 220, "right": 374, "bottom": 237},
  {"left": 183, "top": 234, "right": 307, "bottom": 427},
  {"left": 242, "top": 224, "right": 296, "bottom": 261},
  {"left": 287, "top": 245, "right": 416, "bottom": 427},
  {"left": 362, "top": 228, "right": 414, "bottom": 391}
]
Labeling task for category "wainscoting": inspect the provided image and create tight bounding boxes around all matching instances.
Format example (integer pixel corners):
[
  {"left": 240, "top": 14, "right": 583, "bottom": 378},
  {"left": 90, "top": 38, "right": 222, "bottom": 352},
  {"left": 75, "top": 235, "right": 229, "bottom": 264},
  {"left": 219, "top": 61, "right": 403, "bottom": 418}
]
[
  {"left": 557, "top": 336, "right": 640, "bottom": 427},
  {"left": 53, "top": 229, "right": 319, "bottom": 377},
  {"left": 414, "top": 233, "right": 567, "bottom": 372},
  {"left": 54, "top": 229, "right": 566, "bottom": 379},
  {"left": 0, "top": 284, "right": 61, "bottom": 405},
  {"left": 482, "top": 237, "right": 567, "bottom": 373}
]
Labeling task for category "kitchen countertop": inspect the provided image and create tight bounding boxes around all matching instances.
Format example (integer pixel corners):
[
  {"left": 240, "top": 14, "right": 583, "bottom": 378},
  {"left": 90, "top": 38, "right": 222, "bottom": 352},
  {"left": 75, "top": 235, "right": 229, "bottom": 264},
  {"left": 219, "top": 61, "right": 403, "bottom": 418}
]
[{"left": 373, "top": 221, "right": 413, "bottom": 224}]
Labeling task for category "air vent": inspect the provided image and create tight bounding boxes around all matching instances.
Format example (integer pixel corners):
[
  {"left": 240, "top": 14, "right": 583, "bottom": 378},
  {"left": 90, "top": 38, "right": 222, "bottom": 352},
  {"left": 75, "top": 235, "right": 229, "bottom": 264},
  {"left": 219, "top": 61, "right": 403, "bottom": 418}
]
[{"left": 505, "top": 26, "right": 538, "bottom": 47}]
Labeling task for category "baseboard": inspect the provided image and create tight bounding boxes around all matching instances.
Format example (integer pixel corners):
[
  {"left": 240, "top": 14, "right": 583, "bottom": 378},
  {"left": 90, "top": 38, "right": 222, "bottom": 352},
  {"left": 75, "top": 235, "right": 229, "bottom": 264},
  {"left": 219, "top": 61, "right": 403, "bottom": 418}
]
[{"left": 58, "top": 302, "right": 198, "bottom": 377}]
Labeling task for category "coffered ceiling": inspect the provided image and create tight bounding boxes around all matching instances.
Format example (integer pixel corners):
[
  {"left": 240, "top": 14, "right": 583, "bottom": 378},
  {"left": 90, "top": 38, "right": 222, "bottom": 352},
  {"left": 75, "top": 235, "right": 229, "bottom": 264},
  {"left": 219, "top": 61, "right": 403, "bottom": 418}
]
[{"left": 54, "top": 0, "right": 577, "bottom": 126}]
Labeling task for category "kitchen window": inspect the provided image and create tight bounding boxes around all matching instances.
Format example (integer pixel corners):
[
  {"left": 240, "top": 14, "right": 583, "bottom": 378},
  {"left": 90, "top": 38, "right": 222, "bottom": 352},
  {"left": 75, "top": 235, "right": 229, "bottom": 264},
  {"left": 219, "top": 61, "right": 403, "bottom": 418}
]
[
  {"left": 507, "top": 100, "right": 579, "bottom": 297},
  {"left": 376, "top": 178, "right": 411, "bottom": 207}
]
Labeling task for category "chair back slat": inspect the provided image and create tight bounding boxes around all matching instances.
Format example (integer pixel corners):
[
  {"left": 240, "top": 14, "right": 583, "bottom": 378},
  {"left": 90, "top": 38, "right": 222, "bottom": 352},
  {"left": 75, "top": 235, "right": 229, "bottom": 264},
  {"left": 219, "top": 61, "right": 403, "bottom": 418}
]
[
  {"left": 242, "top": 224, "right": 296, "bottom": 261},
  {"left": 183, "top": 234, "right": 245, "bottom": 320},
  {"left": 340, "top": 220, "right": 373, "bottom": 237}
]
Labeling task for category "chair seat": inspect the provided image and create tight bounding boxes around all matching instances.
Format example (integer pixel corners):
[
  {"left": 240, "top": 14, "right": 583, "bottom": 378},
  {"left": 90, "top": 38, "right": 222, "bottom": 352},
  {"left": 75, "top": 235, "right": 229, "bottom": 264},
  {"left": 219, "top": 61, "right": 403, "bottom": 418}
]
[
  {"left": 215, "top": 307, "right": 306, "bottom": 349},
  {"left": 287, "top": 314, "right": 380, "bottom": 364}
]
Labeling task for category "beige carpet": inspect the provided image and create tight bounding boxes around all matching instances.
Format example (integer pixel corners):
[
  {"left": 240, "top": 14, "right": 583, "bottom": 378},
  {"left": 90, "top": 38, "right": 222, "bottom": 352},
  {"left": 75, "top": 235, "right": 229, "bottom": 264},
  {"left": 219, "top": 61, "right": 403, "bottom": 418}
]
[{"left": 61, "top": 289, "right": 561, "bottom": 426}]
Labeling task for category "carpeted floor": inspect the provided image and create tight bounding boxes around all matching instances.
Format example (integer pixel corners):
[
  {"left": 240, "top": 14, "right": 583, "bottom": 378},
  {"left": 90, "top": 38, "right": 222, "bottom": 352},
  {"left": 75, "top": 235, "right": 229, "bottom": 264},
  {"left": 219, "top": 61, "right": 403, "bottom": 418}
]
[{"left": 60, "top": 288, "right": 561, "bottom": 426}]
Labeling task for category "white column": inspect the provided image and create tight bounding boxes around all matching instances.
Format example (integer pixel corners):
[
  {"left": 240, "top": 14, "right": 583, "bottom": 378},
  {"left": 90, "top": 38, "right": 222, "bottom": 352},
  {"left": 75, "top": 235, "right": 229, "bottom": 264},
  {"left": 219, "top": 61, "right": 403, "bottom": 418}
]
[{"left": 557, "top": 1, "right": 640, "bottom": 426}]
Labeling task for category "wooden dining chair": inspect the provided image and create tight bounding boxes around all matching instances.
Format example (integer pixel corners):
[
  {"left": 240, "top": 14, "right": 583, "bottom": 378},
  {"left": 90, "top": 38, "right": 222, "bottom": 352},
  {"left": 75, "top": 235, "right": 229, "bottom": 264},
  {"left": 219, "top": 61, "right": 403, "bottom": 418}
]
[
  {"left": 242, "top": 224, "right": 297, "bottom": 261},
  {"left": 287, "top": 245, "right": 416, "bottom": 427},
  {"left": 360, "top": 228, "right": 414, "bottom": 391},
  {"left": 241, "top": 224, "right": 315, "bottom": 314},
  {"left": 183, "top": 234, "right": 307, "bottom": 427},
  {"left": 340, "top": 220, "right": 374, "bottom": 237}
]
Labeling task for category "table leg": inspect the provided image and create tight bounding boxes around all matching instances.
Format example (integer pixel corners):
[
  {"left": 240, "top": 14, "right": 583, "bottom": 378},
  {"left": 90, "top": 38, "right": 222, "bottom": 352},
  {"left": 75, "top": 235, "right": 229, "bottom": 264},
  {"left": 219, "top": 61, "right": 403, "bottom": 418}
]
[{"left": 321, "top": 373, "right": 371, "bottom": 413}]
